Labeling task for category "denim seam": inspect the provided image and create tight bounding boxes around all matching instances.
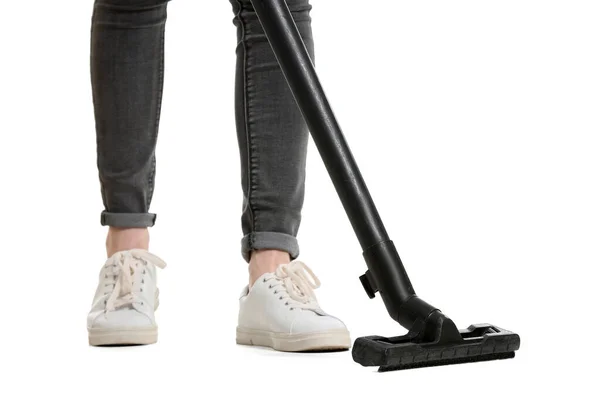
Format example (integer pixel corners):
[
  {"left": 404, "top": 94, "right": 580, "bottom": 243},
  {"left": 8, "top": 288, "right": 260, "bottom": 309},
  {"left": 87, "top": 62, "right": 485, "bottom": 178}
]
[
  {"left": 235, "top": 0, "right": 257, "bottom": 250},
  {"left": 147, "top": 18, "right": 166, "bottom": 212},
  {"left": 94, "top": 3, "right": 167, "bottom": 12},
  {"left": 92, "top": 22, "right": 166, "bottom": 30},
  {"left": 91, "top": 8, "right": 107, "bottom": 213},
  {"left": 241, "top": 231, "right": 300, "bottom": 262}
]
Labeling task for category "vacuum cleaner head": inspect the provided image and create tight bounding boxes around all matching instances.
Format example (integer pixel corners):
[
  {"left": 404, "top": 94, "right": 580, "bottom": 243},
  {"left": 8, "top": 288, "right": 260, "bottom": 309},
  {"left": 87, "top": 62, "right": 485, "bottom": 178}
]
[
  {"left": 354, "top": 242, "right": 521, "bottom": 371},
  {"left": 353, "top": 320, "right": 520, "bottom": 372}
]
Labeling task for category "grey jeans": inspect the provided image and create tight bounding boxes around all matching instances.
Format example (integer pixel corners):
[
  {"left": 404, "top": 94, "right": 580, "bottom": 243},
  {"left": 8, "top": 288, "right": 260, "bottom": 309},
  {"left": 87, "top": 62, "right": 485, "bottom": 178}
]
[{"left": 90, "top": 0, "right": 315, "bottom": 262}]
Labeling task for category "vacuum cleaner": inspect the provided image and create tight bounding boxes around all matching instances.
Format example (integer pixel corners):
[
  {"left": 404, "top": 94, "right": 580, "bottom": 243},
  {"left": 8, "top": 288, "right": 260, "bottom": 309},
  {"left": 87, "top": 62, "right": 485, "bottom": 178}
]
[{"left": 250, "top": 0, "right": 521, "bottom": 371}]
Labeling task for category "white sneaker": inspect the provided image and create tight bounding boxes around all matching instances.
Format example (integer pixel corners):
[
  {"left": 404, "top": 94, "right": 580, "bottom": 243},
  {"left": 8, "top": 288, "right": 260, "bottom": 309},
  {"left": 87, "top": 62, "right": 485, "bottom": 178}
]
[
  {"left": 87, "top": 249, "right": 167, "bottom": 346},
  {"left": 236, "top": 260, "right": 351, "bottom": 352}
]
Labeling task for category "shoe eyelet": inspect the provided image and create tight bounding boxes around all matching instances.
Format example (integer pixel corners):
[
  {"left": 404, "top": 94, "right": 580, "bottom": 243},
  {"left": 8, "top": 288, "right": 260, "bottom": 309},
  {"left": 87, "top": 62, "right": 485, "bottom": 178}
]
[
  {"left": 279, "top": 296, "right": 283, "bottom": 300},
  {"left": 274, "top": 290, "right": 278, "bottom": 294},
  {"left": 142, "top": 279, "right": 145, "bottom": 284},
  {"left": 263, "top": 278, "right": 266, "bottom": 283},
  {"left": 268, "top": 285, "right": 272, "bottom": 289},
  {"left": 140, "top": 288, "right": 143, "bottom": 292},
  {"left": 285, "top": 302, "right": 288, "bottom": 305},
  {"left": 143, "top": 270, "right": 146, "bottom": 275}
]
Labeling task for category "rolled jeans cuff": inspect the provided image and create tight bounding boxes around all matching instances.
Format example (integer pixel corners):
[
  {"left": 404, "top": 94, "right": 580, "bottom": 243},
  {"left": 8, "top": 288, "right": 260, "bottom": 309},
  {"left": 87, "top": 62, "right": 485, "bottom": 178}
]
[
  {"left": 241, "top": 231, "right": 300, "bottom": 263},
  {"left": 100, "top": 211, "right": 156, "bottom": 228}
]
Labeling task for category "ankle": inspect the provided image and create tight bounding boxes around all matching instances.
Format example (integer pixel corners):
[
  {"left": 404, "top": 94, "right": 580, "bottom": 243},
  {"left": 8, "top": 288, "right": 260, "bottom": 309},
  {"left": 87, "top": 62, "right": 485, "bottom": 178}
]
[
  {"left": 248, "top": 249, "right": 291, "bottom": 287},
  {"left": 106, "top": 227, "right": 149, "bottom": 257}
]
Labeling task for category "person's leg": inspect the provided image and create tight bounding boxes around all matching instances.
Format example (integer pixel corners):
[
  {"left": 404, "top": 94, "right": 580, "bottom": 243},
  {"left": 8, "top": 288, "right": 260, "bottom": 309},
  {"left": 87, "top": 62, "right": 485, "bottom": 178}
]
[
  {"left": 87, "top": 0, "right": 170, "bottom": 346},
  {"left": 230, "top": 0, "right": 351, "bottom": 352},
  {"left": 229, "top": 0, "right": 313, "bottom": 285},
  {"left": 91, "top": 0, "right": 170, "bottom": 257}
]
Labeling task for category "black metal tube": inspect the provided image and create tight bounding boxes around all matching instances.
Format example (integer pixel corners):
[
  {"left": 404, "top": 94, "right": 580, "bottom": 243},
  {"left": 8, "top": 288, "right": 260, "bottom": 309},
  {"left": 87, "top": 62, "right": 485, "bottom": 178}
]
[
  {"left": 250, "top": 0, "right": 441, "bottom": 329},
  {"left": 250, "top": 0, "right": 389, "bottom": 250}
]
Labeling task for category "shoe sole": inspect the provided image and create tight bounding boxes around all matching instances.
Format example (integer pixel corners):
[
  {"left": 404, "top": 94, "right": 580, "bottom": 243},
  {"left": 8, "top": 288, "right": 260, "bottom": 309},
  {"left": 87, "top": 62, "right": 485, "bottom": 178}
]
[
  {"left": 236, "top": 327, "right": 351, "bottom": 352},
  {"left": 88, "top": 327, "right": 158, "bottom": 346}
]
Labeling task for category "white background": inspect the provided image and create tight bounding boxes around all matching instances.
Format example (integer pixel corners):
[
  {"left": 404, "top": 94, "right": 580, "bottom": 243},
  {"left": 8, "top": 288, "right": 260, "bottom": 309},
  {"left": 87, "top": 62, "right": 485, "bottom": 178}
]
[{"left": 0, "top": 0, "right": 598, "bottom": 398}]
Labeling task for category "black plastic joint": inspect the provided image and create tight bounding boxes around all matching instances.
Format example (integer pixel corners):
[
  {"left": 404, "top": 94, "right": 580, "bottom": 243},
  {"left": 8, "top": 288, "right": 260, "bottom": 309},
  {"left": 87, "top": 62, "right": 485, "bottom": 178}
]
[{"left": 359, "top": 271, "right": 377, "bottom": 299}]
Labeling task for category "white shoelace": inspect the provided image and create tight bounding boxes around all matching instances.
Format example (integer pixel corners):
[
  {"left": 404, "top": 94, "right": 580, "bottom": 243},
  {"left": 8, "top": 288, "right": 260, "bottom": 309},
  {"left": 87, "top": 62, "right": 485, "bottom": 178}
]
[
  {"left": 265, "top": 261, "right": 322, "bottom": 310},
  {"left": 103, "top": 249, "right": 166, "bottom": 312}
]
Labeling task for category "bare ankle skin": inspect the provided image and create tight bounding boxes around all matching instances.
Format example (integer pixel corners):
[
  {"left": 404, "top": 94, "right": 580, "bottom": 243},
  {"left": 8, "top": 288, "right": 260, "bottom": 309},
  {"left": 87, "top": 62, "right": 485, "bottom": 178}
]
[
  {"left": 248, "top": 249, "right": 291, "bottom": 287},
  {"left": 106, "top": 227, "right": 150, "bottom": 258}
]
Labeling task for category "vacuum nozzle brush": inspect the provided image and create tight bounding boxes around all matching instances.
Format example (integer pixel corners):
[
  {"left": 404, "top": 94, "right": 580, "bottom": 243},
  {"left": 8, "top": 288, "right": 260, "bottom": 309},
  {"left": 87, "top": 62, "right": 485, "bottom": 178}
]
[
  {"left": 352, "top": 321, "right": 520, "bottom": 372},
  {"left": 354, "top": 240, "right": 520, "bottom": 371}
]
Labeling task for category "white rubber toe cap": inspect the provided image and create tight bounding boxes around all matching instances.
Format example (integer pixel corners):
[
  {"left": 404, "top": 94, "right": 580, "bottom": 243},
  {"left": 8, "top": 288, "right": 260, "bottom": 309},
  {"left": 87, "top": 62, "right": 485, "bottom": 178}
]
[
  {"left": 289, "top": 309, "right": 348, "bottom": 334},
  {"left": 89, "top": 309, "right": 154, "bottom": 330}
]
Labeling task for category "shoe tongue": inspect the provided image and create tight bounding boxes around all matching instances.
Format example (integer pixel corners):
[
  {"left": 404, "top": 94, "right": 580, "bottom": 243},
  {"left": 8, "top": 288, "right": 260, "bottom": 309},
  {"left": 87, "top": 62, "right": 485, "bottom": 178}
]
[
  {"left": 290, "top": 281, "right": 303, "bottom": 296},
  {"left": 285, "top": 279, "right": 319, "bottom": 306}
]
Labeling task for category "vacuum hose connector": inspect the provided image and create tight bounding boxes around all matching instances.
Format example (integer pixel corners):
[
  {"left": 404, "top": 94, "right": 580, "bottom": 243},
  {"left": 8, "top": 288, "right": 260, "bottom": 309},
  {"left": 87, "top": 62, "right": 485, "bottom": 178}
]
[{"left": 360, "top": 240, "right": 439, "bottom": 330}]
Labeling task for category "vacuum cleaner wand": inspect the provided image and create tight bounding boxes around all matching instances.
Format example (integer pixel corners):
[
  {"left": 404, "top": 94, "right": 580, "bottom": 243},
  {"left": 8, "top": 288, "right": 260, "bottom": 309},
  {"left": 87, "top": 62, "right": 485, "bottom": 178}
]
[{"left": 250, "top": 0, "right": 520, "bottom": 371}]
